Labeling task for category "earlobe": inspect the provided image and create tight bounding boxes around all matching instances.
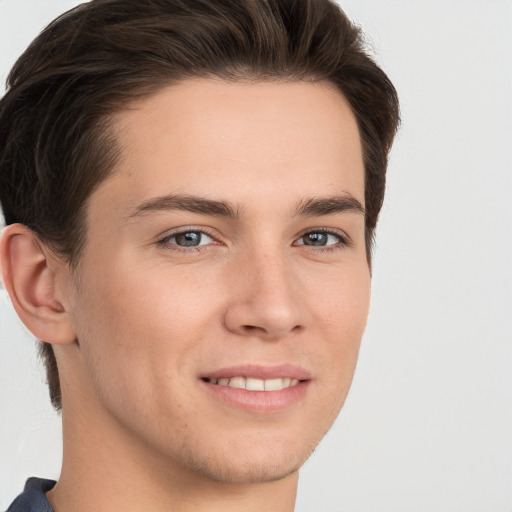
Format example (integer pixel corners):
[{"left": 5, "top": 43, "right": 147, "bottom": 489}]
[{"left": 0, "top": 223, "right": 76, "bottom": 344}]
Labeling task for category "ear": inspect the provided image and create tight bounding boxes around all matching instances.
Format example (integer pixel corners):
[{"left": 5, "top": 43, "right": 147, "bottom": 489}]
[{"left": 0, "top": 223, "right": 76, "bottom": 344}]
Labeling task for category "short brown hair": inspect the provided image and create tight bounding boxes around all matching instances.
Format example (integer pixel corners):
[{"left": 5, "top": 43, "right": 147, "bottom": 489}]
[{"left": 0, "top": 0, "right": 399, "bottom": 410}]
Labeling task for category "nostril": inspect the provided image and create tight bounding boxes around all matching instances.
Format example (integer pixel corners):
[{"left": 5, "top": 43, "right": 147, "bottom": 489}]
[{"left": 242, "top": 325, "right": 265, "bottom": 334}]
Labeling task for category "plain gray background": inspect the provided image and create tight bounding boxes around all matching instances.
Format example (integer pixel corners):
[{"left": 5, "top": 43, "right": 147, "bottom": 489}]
[{"left": 1, "top": 1, "right": 511, "bottom": 511}]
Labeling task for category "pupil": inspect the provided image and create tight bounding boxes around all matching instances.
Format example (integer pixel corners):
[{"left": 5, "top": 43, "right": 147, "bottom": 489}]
[
  {"left": 305, "top": 233, "right": 327, "bottom": 246},
  {"left": 176, "top": 232, "right": 201, "bottom": 246}
]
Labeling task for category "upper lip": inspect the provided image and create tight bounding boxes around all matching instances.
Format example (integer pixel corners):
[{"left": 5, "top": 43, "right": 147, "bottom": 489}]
[{"left": 201, "top": 364, "right": 312, "bottom": 381}]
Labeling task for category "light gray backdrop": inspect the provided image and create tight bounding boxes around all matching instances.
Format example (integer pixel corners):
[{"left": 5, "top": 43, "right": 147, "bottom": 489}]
[{"left": 1, "top": 1, "right": 511, "bottom": 511}]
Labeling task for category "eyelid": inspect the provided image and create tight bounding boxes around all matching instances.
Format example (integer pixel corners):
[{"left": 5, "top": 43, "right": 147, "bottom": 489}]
[{"left": 158, "top": 225, "right": 218, "bottom": 238}]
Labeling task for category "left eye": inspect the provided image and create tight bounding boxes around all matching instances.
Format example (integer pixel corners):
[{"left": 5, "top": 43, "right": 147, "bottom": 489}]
[
  {"left": 165, "top": 231, "right": 213, "bottom": 247},
  {"left": 296, "top": 231, "right": 343, "bottom": 247}
]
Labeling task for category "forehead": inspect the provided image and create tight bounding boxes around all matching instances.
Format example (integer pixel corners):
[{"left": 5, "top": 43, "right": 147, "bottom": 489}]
[{"left": 96, "top": 78, "right": 365, "bottom": 215}]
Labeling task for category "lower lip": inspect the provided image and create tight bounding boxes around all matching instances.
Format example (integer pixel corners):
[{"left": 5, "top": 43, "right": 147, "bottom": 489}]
[{"left": 200, "top": 380, "right": 310, "bottom": 413}]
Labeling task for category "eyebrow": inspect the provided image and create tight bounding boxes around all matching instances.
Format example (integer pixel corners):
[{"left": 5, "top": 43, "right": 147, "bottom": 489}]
[
  {"left": 129, "top": 193, "right": 365, "bottom": 219},
  {"left": 129, "top": 194, "right": 242, "bottom": 219},
  {"left": 294, "top": 195, "right": 365, "bottom": 217}
]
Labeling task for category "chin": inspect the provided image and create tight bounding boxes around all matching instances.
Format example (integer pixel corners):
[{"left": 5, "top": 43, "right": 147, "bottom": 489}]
[
  {"left": 191, "top": 454, "right": 304, "bottom": 485},
  {"left": 178, "top": 431, "right": 322, "bottom": 485}
]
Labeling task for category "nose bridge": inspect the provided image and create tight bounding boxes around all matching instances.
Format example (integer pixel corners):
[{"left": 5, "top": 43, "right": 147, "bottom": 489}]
[
  {"left": 253, "top": 246, "right": 294, "bottom": 301},
  {"left": 224, "top": 242, "right": 305, "bottom": 339}
]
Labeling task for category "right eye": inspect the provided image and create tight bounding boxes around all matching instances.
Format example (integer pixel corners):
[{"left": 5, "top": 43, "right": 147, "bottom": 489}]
[{"left": 160, "top": 230, "right": 214, "bottom": 248}]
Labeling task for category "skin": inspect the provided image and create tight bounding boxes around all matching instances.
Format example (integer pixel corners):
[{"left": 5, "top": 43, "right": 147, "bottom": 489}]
[{"left": 1, "top": 78, "right": 370, "bottom": 511}]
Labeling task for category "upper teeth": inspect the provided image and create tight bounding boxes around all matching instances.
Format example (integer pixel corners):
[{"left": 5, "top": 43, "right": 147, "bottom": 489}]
[{"left": 207, "top": 376, "right": 300, "bottom": 391}]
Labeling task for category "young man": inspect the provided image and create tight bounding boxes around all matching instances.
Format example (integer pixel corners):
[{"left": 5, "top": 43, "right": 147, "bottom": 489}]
[{"left": 0, "top": 0, "right": 399, "bottom": 510}]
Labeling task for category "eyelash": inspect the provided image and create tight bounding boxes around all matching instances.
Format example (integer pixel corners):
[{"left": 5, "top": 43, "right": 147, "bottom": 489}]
[{"left": 157, "top": 227, "right": 350, "bottom": 254}]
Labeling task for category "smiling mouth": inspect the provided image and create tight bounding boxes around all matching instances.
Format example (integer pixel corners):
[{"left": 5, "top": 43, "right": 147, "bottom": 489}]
[
  {"left": 202, "top": 376, "right": 301, "bottom": 391},
  {"left": 200, "top": 366, "right": 311, "bottom": 411}
]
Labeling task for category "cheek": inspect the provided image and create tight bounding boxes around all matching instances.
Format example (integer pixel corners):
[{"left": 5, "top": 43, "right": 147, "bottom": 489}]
[
  {"left": 71, "top": 261, "right": 222, "bottom": 380},
  {"left": 309, "top": 261, "right": 371, "bottom": 339},
  {"left": 308, "top": 263, "right": 370, "bottom": 396},
  {"left": 67, "top": 267, "right": 210, "bottom": 434}
]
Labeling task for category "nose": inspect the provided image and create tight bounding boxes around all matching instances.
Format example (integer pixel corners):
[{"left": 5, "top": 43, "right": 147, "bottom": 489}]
[{"left": 223, "top": 248, "right": 306, "bottom": 341}]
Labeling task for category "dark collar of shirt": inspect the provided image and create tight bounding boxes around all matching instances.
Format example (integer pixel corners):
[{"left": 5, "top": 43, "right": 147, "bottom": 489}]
[{"left": 6, "top": 478, "right": 56, "bottom": 512}]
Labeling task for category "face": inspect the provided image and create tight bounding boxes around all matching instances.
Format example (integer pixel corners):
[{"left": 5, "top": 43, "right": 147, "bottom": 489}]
[{"left": 63, "top": 78, "right": 370, "bottom": 484}]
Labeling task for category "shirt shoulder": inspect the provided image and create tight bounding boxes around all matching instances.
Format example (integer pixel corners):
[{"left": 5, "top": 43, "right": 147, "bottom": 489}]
[{"left": 5, "top": 478, "right": 56, "bottom": 512}]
